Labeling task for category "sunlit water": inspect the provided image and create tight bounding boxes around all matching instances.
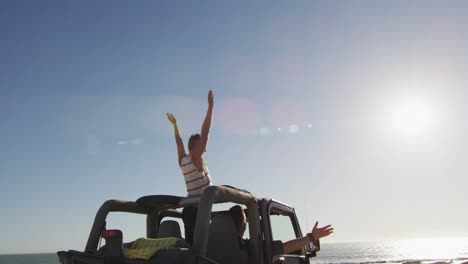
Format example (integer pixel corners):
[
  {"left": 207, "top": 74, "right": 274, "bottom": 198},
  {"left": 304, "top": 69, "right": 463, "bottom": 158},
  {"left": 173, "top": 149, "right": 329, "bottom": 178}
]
[
  {"left": 314, "top": 238, "right": 468, "bottom": 264},
  {"left": 1, "top": 238, "right": 467, "bottom": 264}
]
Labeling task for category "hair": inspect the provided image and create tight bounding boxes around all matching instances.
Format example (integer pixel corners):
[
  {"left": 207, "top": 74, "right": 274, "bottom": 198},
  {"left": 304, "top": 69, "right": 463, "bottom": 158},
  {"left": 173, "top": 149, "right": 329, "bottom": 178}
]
[
  {"left": 188, "top": 134, "right": 201, "bottom": 151},
  {"left": 227, "top": 205, "right": 246, "bottom": 234}
]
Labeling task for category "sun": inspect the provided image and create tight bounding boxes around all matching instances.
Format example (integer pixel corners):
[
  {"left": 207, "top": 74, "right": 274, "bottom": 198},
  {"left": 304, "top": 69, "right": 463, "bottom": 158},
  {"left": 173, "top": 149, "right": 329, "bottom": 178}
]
[{"left": 392, "top": 98, "right": 435, "bottom": 135}]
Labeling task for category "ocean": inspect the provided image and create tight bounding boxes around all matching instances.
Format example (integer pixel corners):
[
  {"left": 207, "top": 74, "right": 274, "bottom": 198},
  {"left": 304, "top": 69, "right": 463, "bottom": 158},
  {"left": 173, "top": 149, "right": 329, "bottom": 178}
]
[
  {"left": 312, "top": 238, "right": 468, "bottom": 264},
  {"left": 1, "top": 239, "right": 467, "bottom": 264},
  {"left": 0, "top": 253, "right": 58, "bottom": 264}
]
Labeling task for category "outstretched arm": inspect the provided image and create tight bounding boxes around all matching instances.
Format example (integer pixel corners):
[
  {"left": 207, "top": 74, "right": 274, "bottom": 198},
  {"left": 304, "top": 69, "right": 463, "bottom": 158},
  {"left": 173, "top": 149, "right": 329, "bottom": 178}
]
[
  {"left": 167, "top": 113, "right": 186, "bottom": 165},
  {"left": 194, "top": 90, "right": 214, "bottom": 157},
  {"left": 283, "top": 221, "right": 333, "bottom": 254}
]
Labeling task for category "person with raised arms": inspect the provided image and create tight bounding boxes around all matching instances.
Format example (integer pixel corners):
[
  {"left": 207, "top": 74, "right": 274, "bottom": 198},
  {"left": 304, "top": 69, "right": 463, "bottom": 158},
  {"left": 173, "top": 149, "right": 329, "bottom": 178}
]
[{"left": 166, "top": 90, "right": 214, "bottom": 245}]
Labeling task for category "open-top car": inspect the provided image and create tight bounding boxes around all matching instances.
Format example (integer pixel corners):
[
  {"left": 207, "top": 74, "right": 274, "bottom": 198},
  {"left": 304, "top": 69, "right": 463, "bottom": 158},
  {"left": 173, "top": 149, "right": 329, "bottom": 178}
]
[{"left": 58, "top": 185, "right": 321, "bottom": 264}]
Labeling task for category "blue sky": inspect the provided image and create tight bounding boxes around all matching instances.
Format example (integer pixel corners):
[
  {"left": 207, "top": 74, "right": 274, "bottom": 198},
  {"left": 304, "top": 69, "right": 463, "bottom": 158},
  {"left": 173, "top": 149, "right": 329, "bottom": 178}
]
[{"left": 1, "top": 0, "right": 468, "bottom": 254}]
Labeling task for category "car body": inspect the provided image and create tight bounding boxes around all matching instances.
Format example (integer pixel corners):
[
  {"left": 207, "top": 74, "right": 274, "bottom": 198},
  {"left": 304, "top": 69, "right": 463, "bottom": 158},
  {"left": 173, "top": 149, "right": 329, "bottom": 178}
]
[{"left": 57, "top": 185, "right": 319, "bottom": 264}]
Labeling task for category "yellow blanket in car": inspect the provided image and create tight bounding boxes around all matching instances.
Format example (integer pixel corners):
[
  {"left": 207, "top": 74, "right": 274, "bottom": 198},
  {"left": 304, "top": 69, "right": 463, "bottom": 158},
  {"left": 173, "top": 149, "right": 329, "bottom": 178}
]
[{"left": 124, "top": 237, "right": 178, "bottom": 259}]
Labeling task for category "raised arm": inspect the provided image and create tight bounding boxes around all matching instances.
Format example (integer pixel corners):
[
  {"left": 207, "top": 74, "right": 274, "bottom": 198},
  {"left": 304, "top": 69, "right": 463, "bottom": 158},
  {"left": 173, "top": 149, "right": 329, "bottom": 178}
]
[
  {"left": 167, "top": 113, "right": 186, "bottom": 165},
  {"left": 194, "top": 90, "right": 214, "bottom": 157},
  {"left": 283, "top": 221, "right": 333, "bottom": 254}
]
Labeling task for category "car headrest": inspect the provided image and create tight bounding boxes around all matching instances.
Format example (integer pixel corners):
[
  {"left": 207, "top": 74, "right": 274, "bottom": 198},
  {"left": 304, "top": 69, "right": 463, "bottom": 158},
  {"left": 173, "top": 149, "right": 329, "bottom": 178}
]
[{"left": 158, "top": 220, "right": 182, "bottom": 239}]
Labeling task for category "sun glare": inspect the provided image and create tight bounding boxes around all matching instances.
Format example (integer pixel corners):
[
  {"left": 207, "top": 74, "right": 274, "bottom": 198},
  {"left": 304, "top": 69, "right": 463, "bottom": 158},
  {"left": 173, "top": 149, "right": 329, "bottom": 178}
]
[
  {"left": 392, "top": 98, "right": 435, "bottom": 135},
  {"left": 393, "top": 238, "right": 468, "bottom": 261}
]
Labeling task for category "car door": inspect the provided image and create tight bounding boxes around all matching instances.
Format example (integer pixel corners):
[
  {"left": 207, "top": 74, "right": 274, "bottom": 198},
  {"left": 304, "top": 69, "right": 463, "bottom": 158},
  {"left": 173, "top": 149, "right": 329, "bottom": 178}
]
[{"left": 260, "top": 199, "right": 309, "bottom": 264}]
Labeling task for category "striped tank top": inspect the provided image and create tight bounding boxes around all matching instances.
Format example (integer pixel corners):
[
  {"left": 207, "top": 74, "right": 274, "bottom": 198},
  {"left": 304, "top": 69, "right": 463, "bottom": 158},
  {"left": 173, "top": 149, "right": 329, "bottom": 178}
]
[{"left": 180, "top": 155, "right": 212, "bottom": 196}]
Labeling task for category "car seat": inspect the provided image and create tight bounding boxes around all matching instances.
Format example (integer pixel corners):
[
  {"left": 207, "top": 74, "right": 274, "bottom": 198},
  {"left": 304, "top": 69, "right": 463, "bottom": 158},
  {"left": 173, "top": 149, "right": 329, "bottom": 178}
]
[
  {"left": 206, "top": 214, "right": 249, "bottom": 264},
  {"left": 158, "top": 220, "right": 182, "bottom": 239}
]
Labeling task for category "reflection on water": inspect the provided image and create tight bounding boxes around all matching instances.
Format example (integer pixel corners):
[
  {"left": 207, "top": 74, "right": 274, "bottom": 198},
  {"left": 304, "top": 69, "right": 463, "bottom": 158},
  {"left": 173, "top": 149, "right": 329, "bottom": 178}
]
[
  {"left": 393, "top": 238, "right": 468, "bottom": 262},
  {"left": 313, "top": 238, "right": 468, "bottom": 264}
]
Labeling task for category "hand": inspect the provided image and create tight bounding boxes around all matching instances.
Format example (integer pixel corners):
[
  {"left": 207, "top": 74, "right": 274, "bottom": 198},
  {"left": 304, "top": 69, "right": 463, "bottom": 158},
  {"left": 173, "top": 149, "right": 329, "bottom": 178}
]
[
  {"left": 208, "top": 90, "right": 214, "bottom": 106},
  {"left": 311, "top": 221, "right": 334, "bottom": 241},
  {"left": 166, "top": 113, "right": 178, "bottom": 125}
]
